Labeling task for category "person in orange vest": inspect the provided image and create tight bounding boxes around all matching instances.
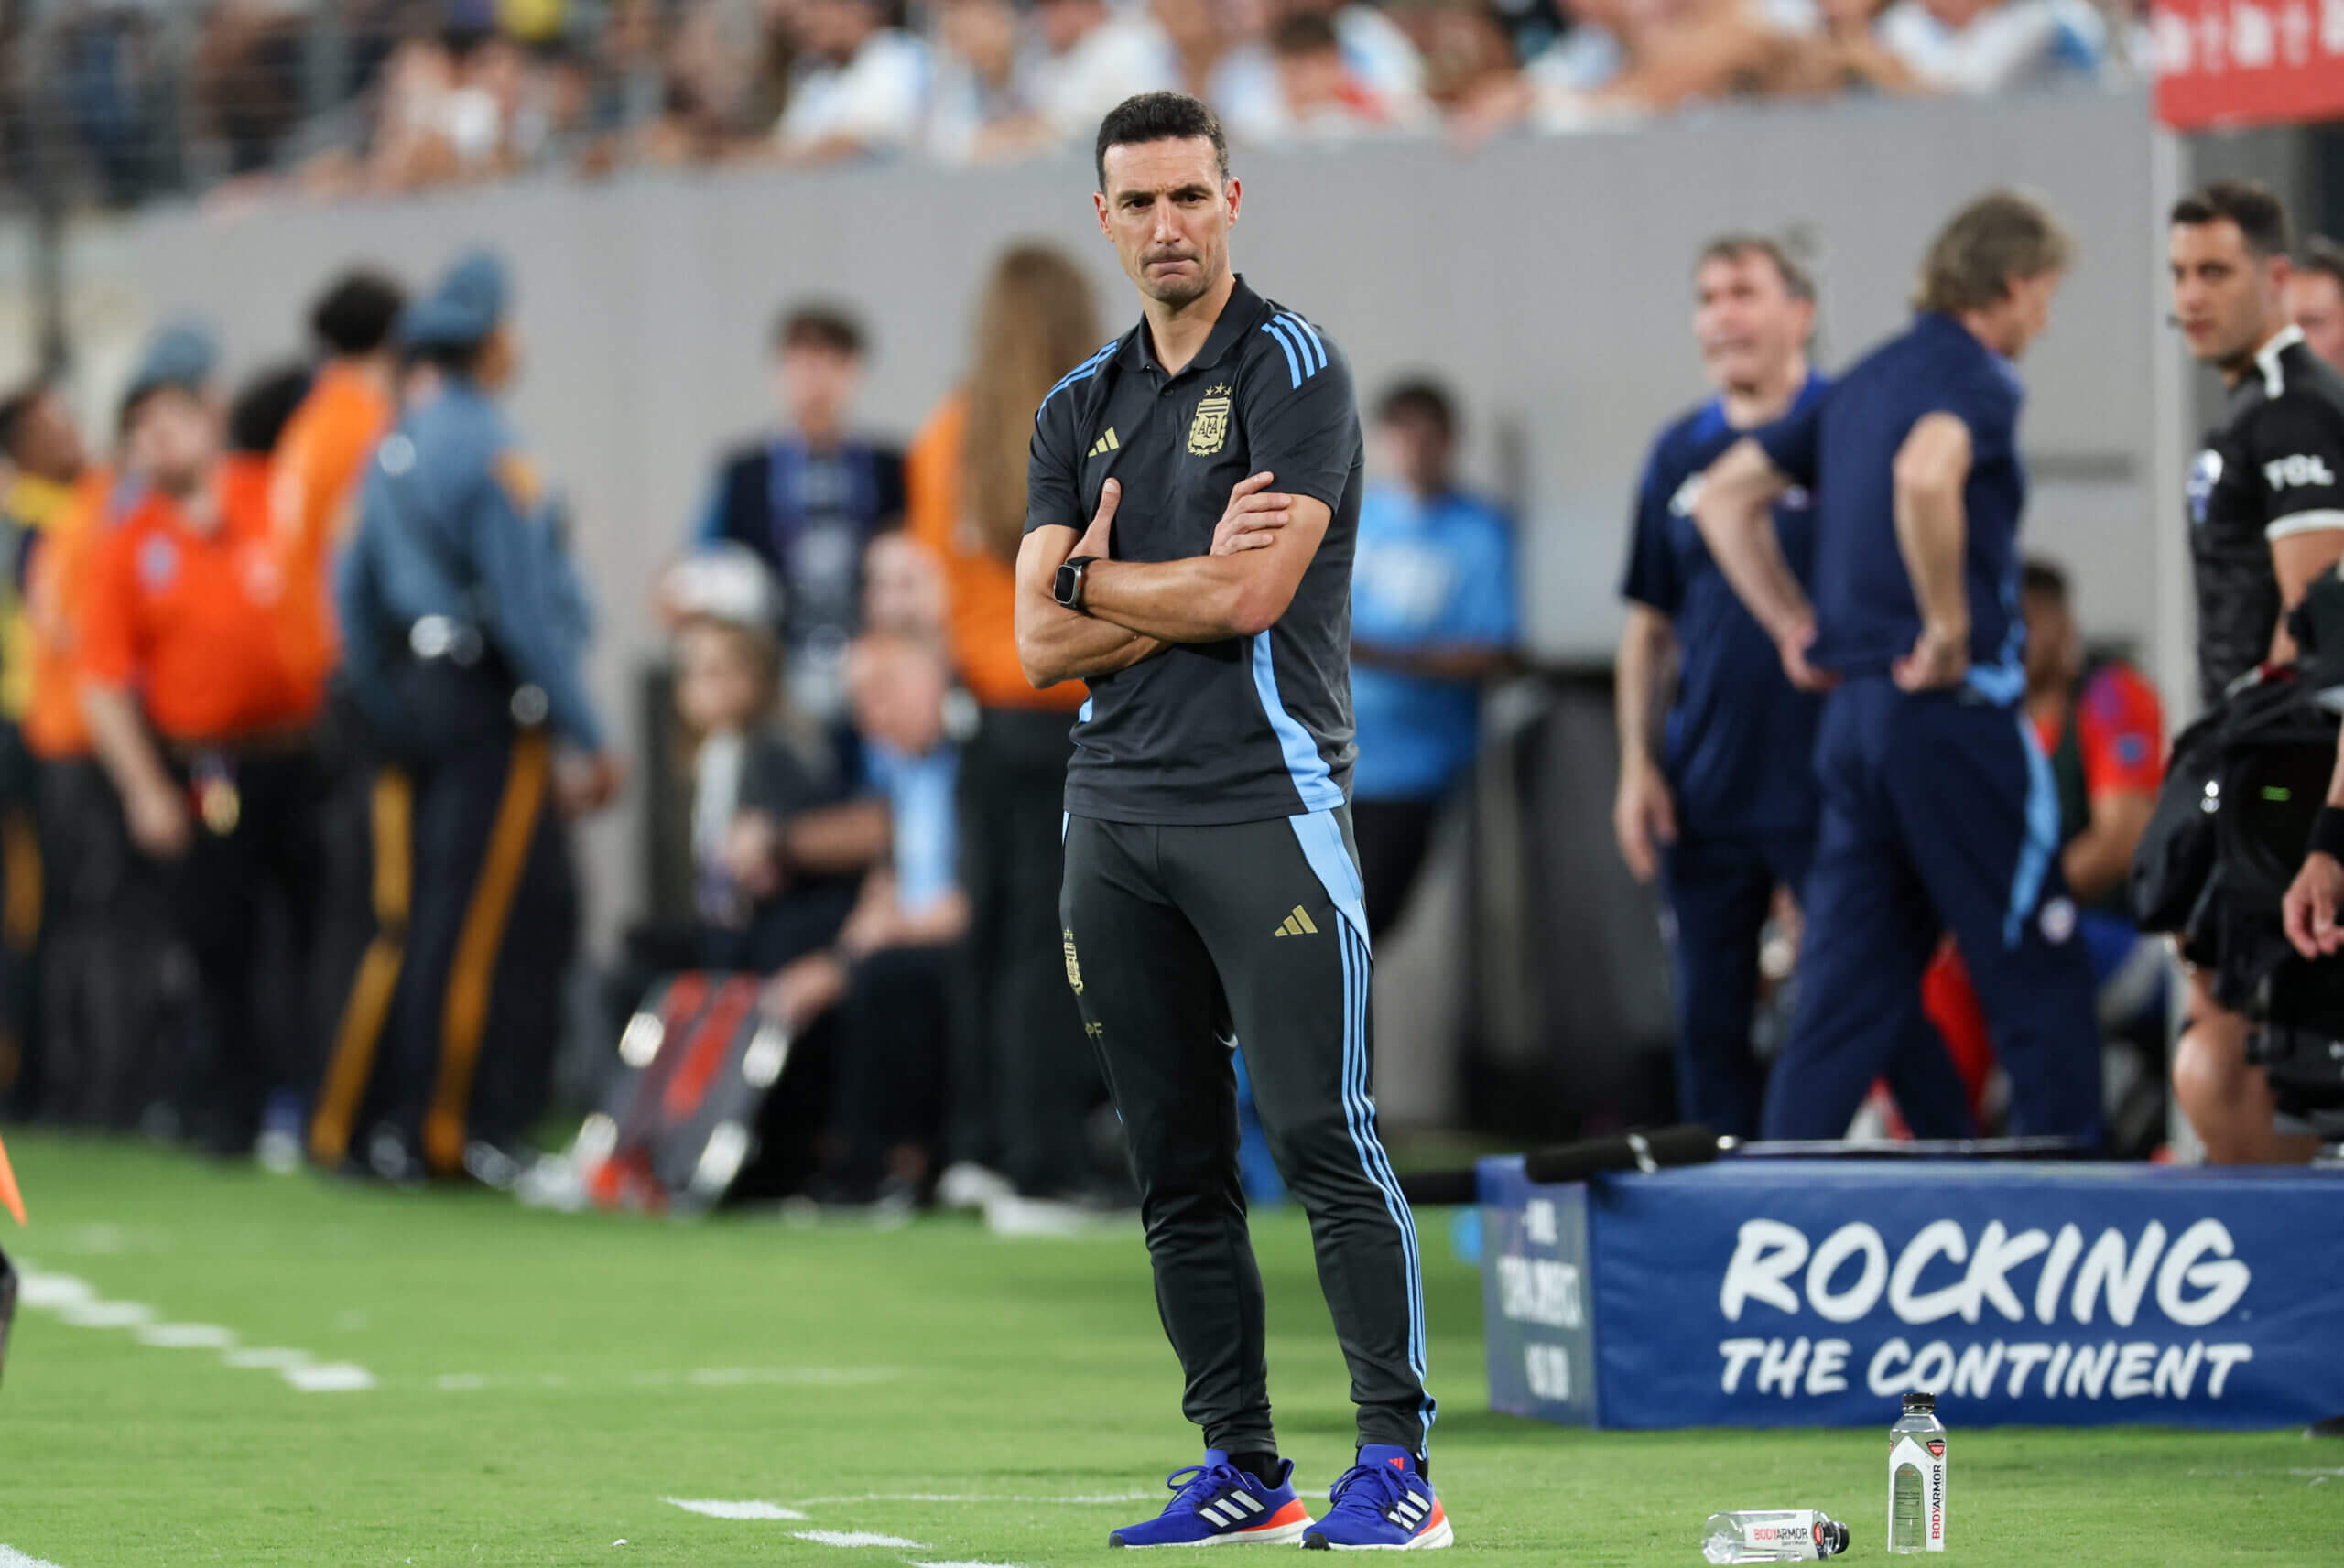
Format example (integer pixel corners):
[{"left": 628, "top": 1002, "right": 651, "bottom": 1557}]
[
  {"left": 904, "top": 243, "right": 1112, "bottom": 1215},
  {"left": 272, "top": 271, "right": 406, "bottom": 690},
  {"left": 79, "top": 323, "right": 331, "bottom": 1159}
]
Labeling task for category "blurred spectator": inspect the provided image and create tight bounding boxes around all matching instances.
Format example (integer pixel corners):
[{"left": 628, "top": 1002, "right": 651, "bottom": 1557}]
[
  {"left": 2290, "top": 237, "right": 2344, "bottom": 374},
  {"left": 1027, "top": 0, "right": 1176, "bottom": 147},
  {"left": 1349, "top": 378, "right": 1517, "bottom": 937},
  {"left": 271, "top": 270, "right": 409, "bottom": 693},
  {"left": 773, "top": 631, "right": 969, "bottom": 1208},
  {"left": 193, "top": 0, "right": 309, "bottom": 180},
  {"left": 861, "top": 530, "right": 948, "bottom": 638},
  {"left": 685, "top": 304, "right": 906, "bottom": 730},
  {"left": 21, "top": 395, "right": 176, "bottom": 1130},
  {"left": 1220, "top": 0, "right": 1428, "bottom": 143},
  {"left": 58, "top": 3, "right": 164, "bottom": 206},
  {"left": 925, "top": 0, "right": 1053, "bottom": 162},
  {"left": 1875, "top": 0, "right": 2106, "bottom": 94},
  {"left": 324, "top": 254, "right": 615, "bottom": 1183},
  {"left": 79, "top": 324, "right": 331, "bottom": 1160},
  {"left": 771, "top": 0, "right": 930, "bottom": 162},
  {"left": 904, "top": 242, "right": 1107, "bottom": 1208},
  {"left": 1267, "top": 12, "right": 1427, "bottom": 140},
  {"left": 1801, "top": 0, "right": 1927, "bottom": 95},
  {"left": 655, "top": 545, "right": 863, "bottom": 971},
  {"left": 1151, "top": 0, "right": 1232, "bottom": 104}
]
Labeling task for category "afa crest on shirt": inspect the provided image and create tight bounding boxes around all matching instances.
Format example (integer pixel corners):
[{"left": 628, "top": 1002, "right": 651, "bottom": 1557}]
[{"left": 1188, "top": 384, "right": 1233, "bottom": 457}]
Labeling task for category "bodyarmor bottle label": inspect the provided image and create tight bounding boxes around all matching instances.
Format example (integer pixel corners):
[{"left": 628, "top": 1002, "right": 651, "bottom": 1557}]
[{"left": 1888, "top": 1433, "right": 1947, "bottom": 1551}]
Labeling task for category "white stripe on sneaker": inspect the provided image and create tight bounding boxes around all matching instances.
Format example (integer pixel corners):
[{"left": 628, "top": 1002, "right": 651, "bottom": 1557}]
[
  {"left": 1199, "top": 1503, "right": 1232, "bottom": 1526},
  {"left": 1234, "top": 1494, "right": 1263, "bottom": 1514}
]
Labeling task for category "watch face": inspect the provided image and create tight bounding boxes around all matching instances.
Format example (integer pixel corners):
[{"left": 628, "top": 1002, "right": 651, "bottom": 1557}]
[{"left": 1056, "top": 560, "right": 1080, "bottom": 606}]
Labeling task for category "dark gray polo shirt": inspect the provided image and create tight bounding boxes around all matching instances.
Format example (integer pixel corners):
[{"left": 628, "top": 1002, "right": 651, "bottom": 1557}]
[{"left": 1026, "top": 275, "right": 1363, "bottom": 825}]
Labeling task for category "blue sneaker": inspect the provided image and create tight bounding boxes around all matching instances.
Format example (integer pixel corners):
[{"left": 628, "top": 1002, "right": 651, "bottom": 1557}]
[
  {"left": 1301, "top": 1445, "right": 1450, "bottom": 1551},
  {"left": 1107, "top": 1451, "right": 1315, "bottom": 1548}
]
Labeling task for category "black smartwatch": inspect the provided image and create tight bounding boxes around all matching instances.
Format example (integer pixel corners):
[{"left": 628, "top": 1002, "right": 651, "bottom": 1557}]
[{"left": 1054, "top": 555, "right": 1101, "bottom": 613}]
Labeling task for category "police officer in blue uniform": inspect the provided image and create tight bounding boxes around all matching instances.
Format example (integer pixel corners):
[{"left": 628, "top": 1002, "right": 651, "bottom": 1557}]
[
  {"left": 1692, "top": 193, "right": 2102, "bottom": 1145},
  {"left": 1615, "top": 234, "right": 1827, "bottom": 1139},
  {"left": 312, "top": 251, "right": 621, "bottom": 1183}
]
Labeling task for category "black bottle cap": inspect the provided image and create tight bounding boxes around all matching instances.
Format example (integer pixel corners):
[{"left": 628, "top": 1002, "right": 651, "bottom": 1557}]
[
  {"left": 1904, "top": 1390, "right": 1937, "bottom": 1413},
  {"left": 1818, "top": 1519, "right": 1850, "bottom": 1557}
]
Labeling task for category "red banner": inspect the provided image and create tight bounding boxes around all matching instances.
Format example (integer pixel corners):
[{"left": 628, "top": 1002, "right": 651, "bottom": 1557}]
[{"left": 2153, "top": 0, "right": 2344, "bottom": 131}]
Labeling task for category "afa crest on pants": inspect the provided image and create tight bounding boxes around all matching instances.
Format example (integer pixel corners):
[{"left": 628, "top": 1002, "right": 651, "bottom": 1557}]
[{"left": 1062, "top": 928, "right": 1084, "bottom": 994}]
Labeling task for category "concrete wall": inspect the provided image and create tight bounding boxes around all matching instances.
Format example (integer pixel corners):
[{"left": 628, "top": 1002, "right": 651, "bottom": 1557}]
[{"left": 78, "top": 88, "right": 2167, "bottom": 943}]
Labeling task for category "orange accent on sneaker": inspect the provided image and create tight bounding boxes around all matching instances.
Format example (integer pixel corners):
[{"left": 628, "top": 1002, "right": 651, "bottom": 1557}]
[
  {"left": 1419, "top": 1500, "right": 1448, "bottom": 1532},
  {"left": 1387, "top": 1457, "right": 1405, "bottom": 1468},
  {"left": 1245, "top": 1499, "right": 1311, "bottom": 1531}
]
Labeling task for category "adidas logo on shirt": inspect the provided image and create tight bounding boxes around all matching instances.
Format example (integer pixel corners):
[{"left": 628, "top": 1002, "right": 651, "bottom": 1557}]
[
  {"left": 1089, "top": 427, "right": 1120, "bottom": 458},
  {"left": 1274, "top": 906, "right": 1318, "bottom": 937}
]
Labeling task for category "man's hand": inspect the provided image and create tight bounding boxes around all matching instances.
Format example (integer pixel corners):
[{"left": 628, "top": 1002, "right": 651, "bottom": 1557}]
[
  {"left": 1892, "top": 620, "right": 1968, "bottom": 692},
  {"left": 1778, "top": 620, "right": 1838, "bottom": 693},
  {"left": 725, "top": 810, "right": 786, "bottom": 899},
  {"left": 126, "top": 777, "right": 192, "bottom": 861},
  {"left": 1211, "top": 471, "right": 1294, "bottom": 555},
  {"left": 1612, "top": 760, "right": 1677, "bottom": 883},
  {"left": 1073, "top": 477, "right": 1121, "bottom": 565},
  {"left": 2284, "top": 851, "right": 2344, "bottom": 958},
  {"left": 555, "top": 751, "right": 625, "bottom": 820},
  {"left": 761, "top": 950, "right": 848, "bottom": 1033}
]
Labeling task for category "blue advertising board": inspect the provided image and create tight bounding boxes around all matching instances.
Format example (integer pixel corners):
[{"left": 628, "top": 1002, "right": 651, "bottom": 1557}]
[{"left": 1480, "top": 1158, "right": 2344, "bottom": 1430}]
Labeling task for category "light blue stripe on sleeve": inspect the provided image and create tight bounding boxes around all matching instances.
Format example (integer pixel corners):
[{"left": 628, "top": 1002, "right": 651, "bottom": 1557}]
[
  {"left": 1275, "top": 312, "right": 1325, "bottom": 373},
  {"left": 1260, "top": 321, "right": 1304, "bottom": 389}
]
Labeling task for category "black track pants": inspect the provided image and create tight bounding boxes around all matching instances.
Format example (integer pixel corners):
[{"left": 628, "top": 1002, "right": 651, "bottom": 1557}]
[{"left": 1059, "top": 807, "right": 1434, "bottom": 1455}]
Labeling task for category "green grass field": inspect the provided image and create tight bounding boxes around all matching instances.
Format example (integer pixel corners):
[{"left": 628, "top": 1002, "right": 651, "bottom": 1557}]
[{"left": 0, "top": 1131, "right": 2335, "bottom": 1566}]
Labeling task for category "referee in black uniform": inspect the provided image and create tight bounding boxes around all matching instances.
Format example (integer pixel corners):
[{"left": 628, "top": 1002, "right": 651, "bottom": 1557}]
[{"left": 1015, "top": 94, "right": 1445, "bottom": 1552}]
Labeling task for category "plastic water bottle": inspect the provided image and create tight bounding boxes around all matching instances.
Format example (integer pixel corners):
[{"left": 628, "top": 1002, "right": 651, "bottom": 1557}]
[
  {"left": 1700, "top": 1510, "right": 1849, "bottom": 1563},
  {"left": 1888, "top": 1390, "right": 1948, "bottom": 1552}
]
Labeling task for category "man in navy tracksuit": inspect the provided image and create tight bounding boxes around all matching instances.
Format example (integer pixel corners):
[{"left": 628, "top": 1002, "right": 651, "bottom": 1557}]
[{"left": 1691, "top": 192, "right": 2103, "bottom": 1144}]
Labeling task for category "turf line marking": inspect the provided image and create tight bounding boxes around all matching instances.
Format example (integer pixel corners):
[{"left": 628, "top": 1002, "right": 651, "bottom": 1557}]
[
  {"left": 0, "top": 1546, "right": 68, "bottom": 1567},
  {"left": 282, "top": 1362, "right": 377, "bottom": 1392},
  {"left": 133, "top": 1323, "right": 238, "bottom": 1349},
  {"left": 908, "top": 1560, "right": 1028, "bottom": 1567},
  {"left": 15, "top": 1262, "right": 374, "bottom": 1393},
  {"left": 662, "top": 1500, "right": 810, "bottom": 1521},
  {"left": 792, "top": 1533, "right": 928, "bottom": 1549}
]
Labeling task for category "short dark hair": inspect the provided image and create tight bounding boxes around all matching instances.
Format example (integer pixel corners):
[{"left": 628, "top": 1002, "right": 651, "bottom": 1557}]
[
  {"left": 309, "top": 271, "right": 407, "bottom": 358},
  {"left": 2298, "top": 234, "right": 2344, "bottom": 294},
  {"left": 2172, "top": 180, "right": 2293, "bottom": 260},
  {"left": 1695, "top": 233, "right": 1817, "bottom": 304},
  {"left": 2021, "top": 557, "right": 2068, "bottom": 603},
  {"left": 1271, "top": 12, "right": 1341, "bottom": 57},
  {"left": 228, "top": 363, "right": 315, "bottom": 456},
  {"left": 774, "top": 304, "right": 866, "bottom": 359},
  {"left": 1375, "top": 378, "right": 1456, "bottom": 438},
  {"left": 0, "top": 380, "right": 49, "bottom": 465},
  {"left": 1094, "top": 92, "right": 1228, "bottom": 196}
]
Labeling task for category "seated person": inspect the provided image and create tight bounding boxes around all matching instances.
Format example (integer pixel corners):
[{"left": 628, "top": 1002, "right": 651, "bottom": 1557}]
[{"left": 761, "top": 633, "right": 968, "bottom": 1206}]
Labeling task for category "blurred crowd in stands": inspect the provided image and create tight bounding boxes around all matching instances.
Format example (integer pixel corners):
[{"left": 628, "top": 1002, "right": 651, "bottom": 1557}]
[{"left": 0, "top": 0, "right": 2147, "bottom": 209}]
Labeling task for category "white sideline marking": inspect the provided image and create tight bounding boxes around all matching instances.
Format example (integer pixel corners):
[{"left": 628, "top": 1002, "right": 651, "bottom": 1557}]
[
  {"left": 134, "top": 1323, "right": 237, "bottom": 1349},
  {"left": 662, "top": 1500, "right": 810, "bottom": 1521},
  {"left": 281, "top": 1362, "right": 376, "bottom": 1393},
  {"left": 792, "top": 1533, "right": 928, "bottom": 1549},
  {"left": 14, "top": 1272, "right": 93, "bottom": 1308},
  {"left": 0, "top": 1545, "right": 69, "bottom": 1566},
  {"left": 56, "top": 1300, "right": 154, "bottom": 1329},
  {"left": 16, "top": 1264, "right": 375, "bottom": 1394}
]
